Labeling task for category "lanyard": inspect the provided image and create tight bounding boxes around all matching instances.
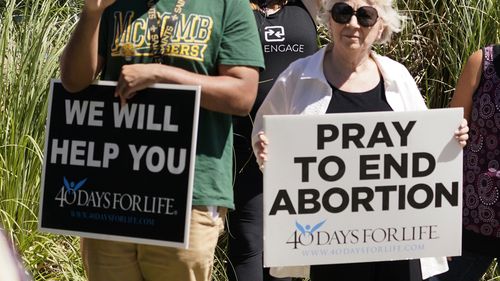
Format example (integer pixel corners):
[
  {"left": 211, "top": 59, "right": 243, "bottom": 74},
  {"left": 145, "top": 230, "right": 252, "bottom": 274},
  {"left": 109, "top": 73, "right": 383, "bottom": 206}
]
[{"left": 146, "top": 0, "right": 186, "bottom": 63}]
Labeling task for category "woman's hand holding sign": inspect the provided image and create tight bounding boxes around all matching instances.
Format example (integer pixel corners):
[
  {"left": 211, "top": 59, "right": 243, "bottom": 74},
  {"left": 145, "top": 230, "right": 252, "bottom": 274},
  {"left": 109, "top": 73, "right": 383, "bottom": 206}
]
[
  {"left": 254, "top": 131, "right": 269, "bottom": 171},
  {"left": 454, "top": 118, "right": 469, "bottom": 148}
]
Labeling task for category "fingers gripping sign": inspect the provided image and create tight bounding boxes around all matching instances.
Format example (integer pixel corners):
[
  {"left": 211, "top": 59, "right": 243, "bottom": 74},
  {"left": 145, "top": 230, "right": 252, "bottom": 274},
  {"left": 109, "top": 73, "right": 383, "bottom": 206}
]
[
  {"left": 454, "top": 118, "right": 469, "bottom": 148},
  {"left": 254, "top": 131, "right": 269, "bottom": 171},
  {"left": 114, "top": 64, "right": 161, "bottom": 106}
]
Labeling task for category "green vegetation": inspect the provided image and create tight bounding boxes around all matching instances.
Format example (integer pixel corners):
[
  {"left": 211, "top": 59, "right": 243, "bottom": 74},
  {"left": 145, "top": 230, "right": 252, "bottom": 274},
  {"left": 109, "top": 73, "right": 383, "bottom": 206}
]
[
  {"left": 0, "top": 0, "right": 498, "bottom": 280},
  {"left": 389, "top": 0, "right": 500, "bottom": 109},
  {"left": 0, "top": 0, "right": 85, "bottom": 279}
]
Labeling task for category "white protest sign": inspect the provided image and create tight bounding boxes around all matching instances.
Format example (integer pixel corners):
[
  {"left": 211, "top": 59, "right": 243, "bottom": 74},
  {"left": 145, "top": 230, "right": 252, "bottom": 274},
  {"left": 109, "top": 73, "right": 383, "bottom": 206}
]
[{"left": 263, "top": 108, "right": 463, "bottom": 267}]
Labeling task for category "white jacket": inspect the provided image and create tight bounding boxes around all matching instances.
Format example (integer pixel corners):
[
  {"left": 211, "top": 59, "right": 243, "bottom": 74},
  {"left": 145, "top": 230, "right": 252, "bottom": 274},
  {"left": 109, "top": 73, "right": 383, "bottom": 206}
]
[{"left": 251, "top": 45, "right": 448, "bottom": 280}]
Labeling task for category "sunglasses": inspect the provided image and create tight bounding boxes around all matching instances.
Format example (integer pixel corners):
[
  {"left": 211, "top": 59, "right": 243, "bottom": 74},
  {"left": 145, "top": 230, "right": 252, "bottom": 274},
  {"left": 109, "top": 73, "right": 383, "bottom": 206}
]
[{"left": 330, "top": 2, "right": 379, "bottom": 27}]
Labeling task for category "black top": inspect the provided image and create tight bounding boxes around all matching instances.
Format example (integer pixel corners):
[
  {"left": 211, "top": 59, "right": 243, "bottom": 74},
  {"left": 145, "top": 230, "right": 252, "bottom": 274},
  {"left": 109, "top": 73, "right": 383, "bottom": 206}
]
[
  {"left": 326, "top": 78, "right": 393, "bottom": 113},
  {"left": 494, "top": 44, "right": 500, "bottom": 74},
  {"left": 462, "top": 45, "right": 500, "bottom": 258},
  {"left": 251, "top": 0, "right": 318, "bottom": 116},
  {"left": 233, "top": 0, "right": 318, "bottom": 153}
]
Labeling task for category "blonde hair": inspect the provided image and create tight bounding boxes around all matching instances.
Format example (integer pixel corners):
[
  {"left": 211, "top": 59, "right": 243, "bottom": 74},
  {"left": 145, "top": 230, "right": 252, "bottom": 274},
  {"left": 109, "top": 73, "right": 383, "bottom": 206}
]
[{"left": 318, "top": 0, "right": 404, "bottom": 44}]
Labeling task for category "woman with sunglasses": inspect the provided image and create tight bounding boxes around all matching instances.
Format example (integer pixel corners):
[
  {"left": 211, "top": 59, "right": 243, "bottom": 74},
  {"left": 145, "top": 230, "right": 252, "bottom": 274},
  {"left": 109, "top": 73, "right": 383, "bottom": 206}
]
[
  {"left": 228, "top": 1, "right": 320, "bottom": 281},
  {"left": 251, "top": 0, "right": 469, "bottom": 281}
]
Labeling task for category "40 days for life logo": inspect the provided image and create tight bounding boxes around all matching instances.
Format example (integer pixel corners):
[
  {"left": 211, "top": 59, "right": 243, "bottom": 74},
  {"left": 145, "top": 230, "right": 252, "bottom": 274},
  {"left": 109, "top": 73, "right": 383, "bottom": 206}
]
[
  {"left": 55, "top": 177, "right": 177, "bottom": 215},
  {"left": 286, "top": 219, "right": 440, "bottom": 250}
]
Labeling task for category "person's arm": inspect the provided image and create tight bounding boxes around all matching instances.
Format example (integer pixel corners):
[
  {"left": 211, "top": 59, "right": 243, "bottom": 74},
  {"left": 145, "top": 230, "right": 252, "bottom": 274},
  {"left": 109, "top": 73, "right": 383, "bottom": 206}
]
[
  {"left": 449, "top": 49, "right": 483, "bottom": 121},
  {"left": 113, "top": 63, "right": 259, "bottom": 116},
  {"left": 60, "top": 0, "right": 116, "bottom": 92}
]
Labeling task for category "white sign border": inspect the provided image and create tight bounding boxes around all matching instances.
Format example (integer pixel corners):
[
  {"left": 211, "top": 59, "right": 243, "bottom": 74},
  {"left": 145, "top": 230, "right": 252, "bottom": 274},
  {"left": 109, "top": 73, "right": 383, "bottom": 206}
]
[{"left": 38, "top": 79, "right": 201, "bottom": 249}]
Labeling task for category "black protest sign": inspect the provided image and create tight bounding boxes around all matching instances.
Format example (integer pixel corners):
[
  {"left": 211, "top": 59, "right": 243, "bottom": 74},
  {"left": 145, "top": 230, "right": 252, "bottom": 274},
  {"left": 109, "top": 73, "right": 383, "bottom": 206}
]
[{"left": 39, "top": 80, "right": 200, "bottom": 248}]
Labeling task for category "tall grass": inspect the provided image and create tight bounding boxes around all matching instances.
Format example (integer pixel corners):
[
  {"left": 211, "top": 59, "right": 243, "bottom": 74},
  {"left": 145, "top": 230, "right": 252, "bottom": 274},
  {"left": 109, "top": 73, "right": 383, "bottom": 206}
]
[
  {"left": 0, "top": 0, "right": 498, "bottom": 280},
  {"left": 0, "top": 0, "right": 84, "bottom": 279},
  {"left": 383, "top": 3, "right": 499, "bottom": 278},
  {"left": 385, "top": 0, "right": 500, "bottom": 108}
]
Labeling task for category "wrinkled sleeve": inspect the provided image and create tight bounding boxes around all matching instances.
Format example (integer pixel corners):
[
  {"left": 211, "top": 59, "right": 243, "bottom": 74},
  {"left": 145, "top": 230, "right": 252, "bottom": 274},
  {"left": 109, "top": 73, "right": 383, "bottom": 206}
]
[
  {"left": 251, "top": 72, "right": 290, "bottom": 164},
  {"left": 402, "top": 65, "right": 428, "bottom": 111},
  {"left": 218, "top": 0, "right": 264, "bottom": 69}
]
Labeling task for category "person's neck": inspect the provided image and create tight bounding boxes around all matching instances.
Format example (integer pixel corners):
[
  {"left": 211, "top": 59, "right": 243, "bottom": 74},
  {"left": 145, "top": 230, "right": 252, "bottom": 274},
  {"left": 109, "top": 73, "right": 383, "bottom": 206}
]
[
  {"left": 259, "top": 4, "right": 281, "bottom": 15},
  {"left": 255, "top": 0, "right": 287, "bottom": 15},
  {"left": 322, "top": 44, "right": 381, "bottom": 92},
  {"left": 329, "top": 45, "right": 373, "bottom": 75}
]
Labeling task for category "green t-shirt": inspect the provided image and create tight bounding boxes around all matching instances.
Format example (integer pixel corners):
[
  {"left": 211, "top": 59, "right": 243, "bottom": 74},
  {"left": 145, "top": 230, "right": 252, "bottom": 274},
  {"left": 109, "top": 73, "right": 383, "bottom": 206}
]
[{"left": 98, "top": 0, "right": 264, "bottom": 209}]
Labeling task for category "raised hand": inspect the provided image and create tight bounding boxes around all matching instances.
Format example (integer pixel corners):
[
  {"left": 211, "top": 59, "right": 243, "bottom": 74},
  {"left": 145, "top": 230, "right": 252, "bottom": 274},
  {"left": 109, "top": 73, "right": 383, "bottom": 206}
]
[{"left": 83, "top": 0, "right": 117, "bottom": 13}]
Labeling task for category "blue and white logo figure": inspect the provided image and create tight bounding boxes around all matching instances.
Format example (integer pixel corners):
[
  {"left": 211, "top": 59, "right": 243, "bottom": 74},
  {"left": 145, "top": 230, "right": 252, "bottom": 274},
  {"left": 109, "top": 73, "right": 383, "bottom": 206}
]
[
  {"left": 295, "top": 220, "right": 326, "bottom": 235},
  {"left": 55, "top": 177, "right": 89, "bottom": 207},
  {"left": 63, "top": 177, "right": 87, "bottom": 192}
]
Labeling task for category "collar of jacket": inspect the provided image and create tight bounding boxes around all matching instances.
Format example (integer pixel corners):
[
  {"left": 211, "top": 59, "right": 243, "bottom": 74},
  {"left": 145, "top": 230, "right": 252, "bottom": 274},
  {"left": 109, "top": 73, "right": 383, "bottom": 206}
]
[{"left": 299, "top": 44, "right": 396, "bottom": 89}]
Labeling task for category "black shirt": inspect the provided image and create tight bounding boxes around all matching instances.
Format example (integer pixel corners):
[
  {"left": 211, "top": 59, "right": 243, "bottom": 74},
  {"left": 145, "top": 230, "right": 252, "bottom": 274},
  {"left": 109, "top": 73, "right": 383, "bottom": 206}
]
[
  {"left": 326, "top": 78, "right": 393, "bottom": 113},
  {"left": 233, "top": 0, "right": 318, "bottom": 153}
]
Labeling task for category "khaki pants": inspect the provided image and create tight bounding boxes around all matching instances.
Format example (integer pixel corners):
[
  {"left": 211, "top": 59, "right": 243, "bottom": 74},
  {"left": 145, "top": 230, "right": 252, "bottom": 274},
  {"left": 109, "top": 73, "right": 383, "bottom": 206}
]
[{"left": 81, "top": 207, "right": 226, "bottom": 281}]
